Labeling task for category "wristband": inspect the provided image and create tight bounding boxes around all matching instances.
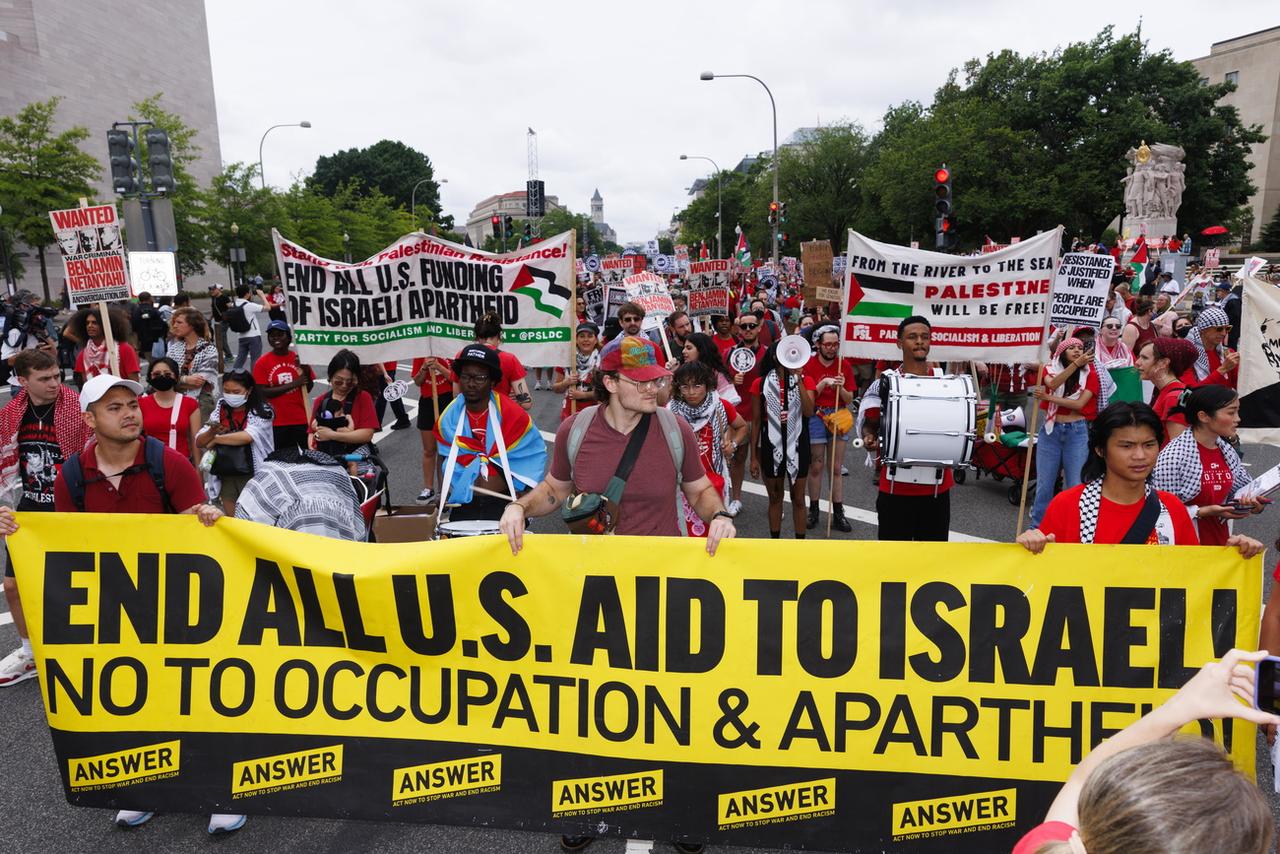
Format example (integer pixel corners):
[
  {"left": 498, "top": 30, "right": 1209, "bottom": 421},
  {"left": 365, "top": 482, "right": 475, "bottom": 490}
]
[
  {"left": 713, "top": 509, "right": 736, "bottom": 522},
  {"left": 507, "top": 501, "right": 527, "bottom": 516}
]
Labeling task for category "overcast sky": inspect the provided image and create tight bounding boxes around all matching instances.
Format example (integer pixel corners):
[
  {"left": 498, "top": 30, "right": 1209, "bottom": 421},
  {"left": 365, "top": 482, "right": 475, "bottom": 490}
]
[{"left": 206, "top": 1, "right": 1275, "bottom": 245}]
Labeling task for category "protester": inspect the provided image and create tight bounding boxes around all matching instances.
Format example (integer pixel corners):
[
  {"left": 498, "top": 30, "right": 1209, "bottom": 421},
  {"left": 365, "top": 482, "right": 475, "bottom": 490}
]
[
  {"left": 265, "top": 283, "right": 288, "bottom": 323},
  {"left": 551, "top": 322, "right": 600, "bottom": 422},
  {"left": 664, "top": 310, "right": 694, "bottom": 360},
  {"left": 1011, "top": 648, "right": 1277, "bottom": 854},
  {"left": 138, "top": 357, "right": 200, "bottom": 468},
  {"left": 69, "top": 306, "right": 140, "bottom": 384},
  {"left": 681, "top": 331, "right": 740, "bottom": 406},
  {"left": 750, "top": 341, "right": 816, "bottom": 539},
  {"left": 434, "top": 344, "right": 546, "bottom": 524},
  {"left": 473, "top": 312, "right": 532, "bottom": 410},
  {"left": 803, "top": 325, "right": 856, "bottom": 533},
  {"left": 1027, "top": 337, "right": 1099, "bottom": 528},
  {"left": 195, "top": 371, "right": 275, "bottom": 517},
  {"left": 131, "top": 292, "right": 169, "bottom": 361},
  {"left": 1, "top": 291, "right": 58, "bottom": 388},
  {"left": 1017, "top": 401, "right": 1261, "bottom": 555},
  {"left": 0, "top": 349, "right": 91, "bottom": 687},
  {"left": 669, "top": 360, "right": 747, "bottom": 538},
  {"left": 1134, "top": 337, "right": 1196, "bottom": 444},
  {"left": 499, "top": 334, "right": 732, "bottom": 556},
  {"left": 727, "top": 312, "right": 768, "bottom": 515},
  {"left": 1120, "top": 296, "right": 1156, "bottom": 354},
  {"left": 1094, "top": 317, "right": 1132, "bottom": 368},
  {"left": 165, "top": 307, "right": 219, "bottom": 419},
  {"left": 710, "top": 315, "right": 736, "bottom": 361},
  {"left": 1182, "top": 306, "right": 1238, "bottom": 389},
  {"left": 234, "top": 446, "right": 367, "bottom": 541},
  {"left": 5, "top": 374, "right": 237, "bottom": 833},
  {"left": 229, "top": 283, "right": 270, "bottom": 372},
  {"left": 209, "top": 283, "right": 233, "bottom": 360},
  {"left": 858, "top": 316, "right": 955, "bottom": 542},
  {"left": 252, "top": 321, "right": 314, "bottom": 452},
  {"left": 1151, "top": 385, "right": 1260, "bottom": 546},
  {"left": 311, "top": 349, "right": 379, "bottom": 458},
  {"left": 410, "top": 353, "right": 453, "bottom": 503}
]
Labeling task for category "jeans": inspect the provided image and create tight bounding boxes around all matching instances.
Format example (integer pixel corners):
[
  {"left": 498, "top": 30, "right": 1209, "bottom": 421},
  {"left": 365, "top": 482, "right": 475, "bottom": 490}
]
[
  {"left": 232, "top": 335, "right": 262, "bottom": 373},
  {"left": 1028, "top": 418, "right": 1089, "bottom": 529}
]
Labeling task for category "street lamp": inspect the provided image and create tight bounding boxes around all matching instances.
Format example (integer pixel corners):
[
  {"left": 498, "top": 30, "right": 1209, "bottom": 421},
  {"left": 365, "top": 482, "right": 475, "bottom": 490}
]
[
  {"left": 342, "top": 232, "right": 351, "bottom": 264},
  {"left": 700, "top": 71, "right": 779, "bottom": 267},
  {"left": 229, "top": 222, "right": 243, "bottom": 287},
  {"left": 680, "top": 154, "right": 722, "bottom": 260},
  {"left": 258, "top": 121, "right": 312, "bottom": 189},
  {"left": 0, "top": 204, "right": 13, "bottom": 296},
  {"left": 411, "top": 177, "right": 447, "bottom": 229}
]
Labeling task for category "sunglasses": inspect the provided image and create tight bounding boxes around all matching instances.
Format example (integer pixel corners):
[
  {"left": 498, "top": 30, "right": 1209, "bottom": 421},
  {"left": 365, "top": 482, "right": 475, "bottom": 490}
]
[
  {"left": 1102, "top": 323, "right": 1121, "bottom": 330},
  {"left": 738, "top": 323, "right": 759, "bottom": 330}
]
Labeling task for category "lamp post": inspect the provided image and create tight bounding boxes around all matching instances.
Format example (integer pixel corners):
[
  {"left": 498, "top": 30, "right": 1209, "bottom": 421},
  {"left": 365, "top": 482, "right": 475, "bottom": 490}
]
[
  {"left": 0, "top": 204, "right": 13, "bottom": 296},
  {"left": 680, "top": 154, "right": 722, "bottom": 259},
  {"left": 258, "top": 121, "right": 312, "bottom": 189},
  {"left": 411, "top": 177, "right": 447, "bottom": 229},
  {"left": 342, "top": 232, "right": 351, "bottom": 264},
  {"left": 700, "top": 71, "right": 778, "bottom": 267},
  {"left": 229, "top": 222, "right": 243, "bottom": 287}
]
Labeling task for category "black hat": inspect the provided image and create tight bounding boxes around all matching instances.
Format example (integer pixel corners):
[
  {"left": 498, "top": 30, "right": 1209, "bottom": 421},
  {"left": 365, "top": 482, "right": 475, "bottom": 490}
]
[{"left": 452, "top": 344, "right": 503, "bottom": 383}]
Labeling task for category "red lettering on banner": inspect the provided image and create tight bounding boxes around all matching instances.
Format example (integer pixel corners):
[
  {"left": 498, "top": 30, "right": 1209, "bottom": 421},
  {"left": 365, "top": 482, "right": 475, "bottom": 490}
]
[
  {"left": 845, "top": 324, "right": 1043, "bottom": 346},
  {"left": 922, "top": 280, "right": 1052, "bottom": 300},
  {"left": 49, "top": 206, "right": 115, "bottom": 231}
]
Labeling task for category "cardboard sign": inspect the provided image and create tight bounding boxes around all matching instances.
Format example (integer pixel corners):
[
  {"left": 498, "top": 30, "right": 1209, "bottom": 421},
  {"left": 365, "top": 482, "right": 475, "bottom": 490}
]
[
  {"left": 801, "top": 240, "right": 834, "bottom": 302},
  {"left": 48, "top": 204, "right": 130, "bottom": 305}
]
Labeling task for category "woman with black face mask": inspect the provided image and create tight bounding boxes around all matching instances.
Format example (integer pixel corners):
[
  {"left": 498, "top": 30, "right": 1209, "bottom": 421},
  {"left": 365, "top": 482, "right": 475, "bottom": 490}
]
[{"left": 138, "top": 356, "right": 201, "bottom": 468}]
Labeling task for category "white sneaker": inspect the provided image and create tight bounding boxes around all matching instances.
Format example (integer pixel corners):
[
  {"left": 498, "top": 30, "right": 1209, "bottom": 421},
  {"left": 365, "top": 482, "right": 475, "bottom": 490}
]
[
  {"left": 416, "top": 487, "right": 436, "bottom": 504},
  {"left": 0, "top": 645, "right": 36, "bottom": 687},
  {"left": 208, "top": 813, "right": 246, "bottom": 834},
  {"left": 114, "top": 809, "right": 154, "bottom": 827},
  {"left": 727, "top": 499, "right": 742, "bottom": 516}
]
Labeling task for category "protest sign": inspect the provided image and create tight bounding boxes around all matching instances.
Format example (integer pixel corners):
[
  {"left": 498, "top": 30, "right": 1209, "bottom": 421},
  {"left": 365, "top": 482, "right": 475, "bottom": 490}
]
[
  {"left": 1048, "top": 252, "right": 1114, "bottom": 331},
  {"left": 601, "top": 256, "right": 637, "bottom": 286},
  {"left": 842, "top": 228, "right": 1061, "bottom": 362},
  {"left": 272, "top": 229, "right": 574, "bottom": 367},
  {"left": 1238, "top": 275, "right": 1280, "bottom": 445},
  {"left": 802, "top": 241, "right": 835, "bottom": 303},
  {"left": 126, "top": 251, "right": 179, "bottom": 297},
  {"left": 604, "top": 284, "right": 629, "bottom": 324},
  {"left": 580, "top": 283, "right": 604, "bottom": 325},
  {"left": 48, "top": 204, "right": 130, "bottom": 306},
  {"left": 686, "top": 260, "right": 730, "bottom": 318},
  {"left": 1204, "top": 248, "right": 1220, "bottom": 268},
  {"left": 12, "top": 515, "right": 1259, "bottom": 853},
  {"left": 623, "top": 271, "right": 675, "bottom": 332}
]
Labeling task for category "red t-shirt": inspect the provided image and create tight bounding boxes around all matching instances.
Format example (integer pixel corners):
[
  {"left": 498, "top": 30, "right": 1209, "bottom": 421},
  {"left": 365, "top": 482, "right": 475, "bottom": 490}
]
[
  {"left": 1193, "top": 443, "right": 1234, "bottom": 546},
  {"left": 713, "top": 334, "right": 736, "bottom": 362},
  {"left": 138, "top": 393, "right": 199, "bottom": 457},
  {"left": 1012, "top": 821, "right": 1076, "bottom": 854},
  {"left": 1038, "top": 367, "right": 1101, "bottom": 420},
  {"left": 550, "top": 410, "right": 705, "bottom": 537},
  {"left": 492, "top": 348, "right": 526, "bottom": 398},
  {"left": 1038, "top": 483, "right": 1198, "bottom": 544},
  {"left": 555, "top": 366, "right": 595, "bottom": 422},
  {"left": 1152, "top": 380, "right": 1187, "bottom": 435},
  {"left": 76, "top": 343, "right": 140, "bottom": 380},
  {"left": 802, "top": 355, "right": 856, "bottom": 409},
  {"left": 253, "top": 351, "right": 313, "bottom": 427},
  {"left": 310, "top": 390, "right": 379, "bottom": 432},
  {"left": 410, "top": 356, "right": 454, "bottom": 398},
  {"left": 54, "top": 440, "right": 206, "bottom": 513},
  {"left": 1180, "top": 349, "right": 1237, "bottom": 390}
]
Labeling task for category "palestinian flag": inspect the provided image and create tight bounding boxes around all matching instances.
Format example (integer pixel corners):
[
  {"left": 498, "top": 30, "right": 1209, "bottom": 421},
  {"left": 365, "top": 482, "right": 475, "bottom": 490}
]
[
  {"left": 1128, "top": 237, "right": 1148, "bottom": 294},
  {"left": 734, "top": 226, "right": 751, "bottom": 267},
  {"left": 511, "top": 263, "right": 570, "bottom": 318}
]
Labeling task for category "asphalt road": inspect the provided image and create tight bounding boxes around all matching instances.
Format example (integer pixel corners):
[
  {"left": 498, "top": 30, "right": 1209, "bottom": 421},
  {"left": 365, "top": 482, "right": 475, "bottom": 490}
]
[{"left": 1, "top": 367, "right": 1277, "bottom": 853}]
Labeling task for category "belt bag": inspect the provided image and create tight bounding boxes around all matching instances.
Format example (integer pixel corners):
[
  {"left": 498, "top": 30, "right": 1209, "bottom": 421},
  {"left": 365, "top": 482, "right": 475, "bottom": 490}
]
[{"left": 562, "top": 412, "right": 651, "bottom": 535}]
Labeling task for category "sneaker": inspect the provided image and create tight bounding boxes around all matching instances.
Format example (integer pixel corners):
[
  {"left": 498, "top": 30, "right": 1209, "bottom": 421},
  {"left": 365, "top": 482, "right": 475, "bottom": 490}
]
[
  {"left": 726, "top": 499, "right": 742, "bottom": 516},
  {"left": 114, "top": 810, "right": 154, "bottom": 828},
  {"left": 0, "top": 645, "right": 36, "bottom": 687},
  {"left": 390, "top": 418, "right": 411, "bottom": 430},
  {"left": 560, "top": 836, "right": 594, "bottom": 851},
  {"left": 534, "top": 381, "right": 544, "bottom": 391},
  {"left": 806, "top": 504, "right": 819, "bottom": 530},
  {"left": 208, "top": 813, "right": 246, "bottom": 834},
  {"left": 415, "top": 487, "right": 436, "bottom": 505}
]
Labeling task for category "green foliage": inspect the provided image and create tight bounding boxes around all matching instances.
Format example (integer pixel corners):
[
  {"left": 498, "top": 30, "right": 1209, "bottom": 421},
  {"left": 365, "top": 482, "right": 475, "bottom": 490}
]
[
  {"left": 205, "top": 162, "right": 281, "bottom": 278},
  {"left": 1257, "top": 205, "right": 1280, "bottom": 252},
  {"left": 0, "top": 97, "right": 100, "bottom": 298},
  {"left": 309, "top": 139, "right": 449, "bottom": 228}
]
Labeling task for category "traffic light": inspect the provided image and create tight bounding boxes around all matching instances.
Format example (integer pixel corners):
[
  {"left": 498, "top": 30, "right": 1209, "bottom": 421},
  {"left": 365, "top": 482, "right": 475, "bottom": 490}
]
[
  {"left": 934, "top": 165, "right": 955, "bottom": 249},
  {"left": 523, "top": 222, "right": 533, "bottom": 240},
  {"left": 491, "top": 215, "right": 501, "bottom": 238},
  {"left": 504, "top": 215, "right": 514, "bottom": 239},
  {"left": 146, "top": 129, "right": 175, "bottom": 193},
  {"left": 768, "top": 200, "right": 779, "bottom": 227},
  {"left": 779, "top": 232, "right": 790, "bottom": 248},
  {"left": 779, "top": 202, "right": 787, "bottom": 224},
  {"left": 107, "top": 129, "right": 138, "bottom": 194}
]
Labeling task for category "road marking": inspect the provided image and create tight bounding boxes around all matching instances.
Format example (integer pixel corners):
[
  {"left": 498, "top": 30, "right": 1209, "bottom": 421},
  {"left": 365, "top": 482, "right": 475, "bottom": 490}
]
[{"left": 0, "top": 612, "right": 10, "bottom": 626}]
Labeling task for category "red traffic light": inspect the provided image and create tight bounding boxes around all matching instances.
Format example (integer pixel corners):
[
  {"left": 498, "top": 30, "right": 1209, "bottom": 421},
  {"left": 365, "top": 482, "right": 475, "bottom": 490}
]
[
  {"left": 768, "top": 201, "right": 779, "bottom": 212},
  {"left": 940, "top": 217, "right": 953, "bottom": 233},
  {"left": 934, "top": 168, "right": 950, "bottom": 184},
  {"left": 490, "top": 215, "right": 501, "bottom": 225}
]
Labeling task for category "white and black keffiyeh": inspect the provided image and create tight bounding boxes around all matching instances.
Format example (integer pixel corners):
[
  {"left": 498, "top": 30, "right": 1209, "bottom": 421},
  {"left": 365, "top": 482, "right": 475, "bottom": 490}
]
[
  {"left": 1151, "top": 427, "right": 1250, "bottom": 503},
  {"left": 1188, "top": 306, "right": 1229, "bottom": 381},
  {"left": 763, "top": 370, "right": 802, "bottom": 482},
  {"left": 669, "top": 392, "right": 731, "bottom": 503},
  {"left": 1077, "top": 479, "right": 1176, "bottom": 545}
]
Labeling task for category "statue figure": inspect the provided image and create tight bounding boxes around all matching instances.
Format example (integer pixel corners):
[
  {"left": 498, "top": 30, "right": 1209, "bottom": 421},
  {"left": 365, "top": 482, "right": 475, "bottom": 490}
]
[{"left": 1122, "top": 141, "right": 1187, "bottom": 225}]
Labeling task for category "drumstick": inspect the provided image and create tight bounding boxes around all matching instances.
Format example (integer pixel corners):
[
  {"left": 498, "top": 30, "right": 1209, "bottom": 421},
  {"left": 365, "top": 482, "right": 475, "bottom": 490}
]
[{"left": 1014, "top": 364, "right": 1045, "bottom": 536}]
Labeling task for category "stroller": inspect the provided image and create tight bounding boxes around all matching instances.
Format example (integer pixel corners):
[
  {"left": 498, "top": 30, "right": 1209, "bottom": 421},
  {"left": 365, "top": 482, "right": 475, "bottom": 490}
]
[{"left": 961, "top": 405, "right": 1039, "bottom": 505}]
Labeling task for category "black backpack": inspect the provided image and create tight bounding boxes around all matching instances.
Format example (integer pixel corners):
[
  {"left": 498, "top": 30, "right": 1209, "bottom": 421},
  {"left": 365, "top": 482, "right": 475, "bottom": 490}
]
[
  {"left": 224, "top": 300, "right": 252, "bottom": 333},
  {"left": 137, "top": 306, "right": 167, "bottom": 341},
  {"left": 60, "top": 436, "right": 174, "bottom": 513}
]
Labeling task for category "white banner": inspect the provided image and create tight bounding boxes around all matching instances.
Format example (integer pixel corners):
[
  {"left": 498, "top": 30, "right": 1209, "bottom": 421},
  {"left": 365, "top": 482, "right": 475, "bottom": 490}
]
[
  {"left": 1239, "top": 277, "right": 1280, "bottom": 445},
  {"left": 841, "top": 228, "right": 1061, "bottom": 362},
  {"left": 273, "top": 229, "right": 575, "bottom": 366},
  {"left": 1049, "top": 252, "right": 1114, "bottom": 331},
  {"left": 48, "top": 204, "right": 130, "bottom": 306}
]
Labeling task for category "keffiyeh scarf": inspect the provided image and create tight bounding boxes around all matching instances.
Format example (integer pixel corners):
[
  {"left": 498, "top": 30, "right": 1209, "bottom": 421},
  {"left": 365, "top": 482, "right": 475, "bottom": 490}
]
[
  {"left": 1151, "top": 427, "right": 1250, "bottom": 503},
  {"left": 1077, "top": 479, "right": 1176, "bottom": 545},
  {"left": 763, "top": 370, "right": 802, "bottom": 482},
  {"left": 81, "top": 339, "right": 110, "bottom": 377},
  {"left": 1043, "top": 338, "right": 1091, "bottom": 434},
  {"left": 1188, "top": 306, "right": 1230, "bottom": 382},
  {"left": 669, "top": 391, "right": 729, "bottom": 490}
]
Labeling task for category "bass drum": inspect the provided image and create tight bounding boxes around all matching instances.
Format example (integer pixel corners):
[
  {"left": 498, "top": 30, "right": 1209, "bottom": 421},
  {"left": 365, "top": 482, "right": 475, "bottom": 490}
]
[
  {"left": 435, "top": 519, "right": 502, "bottom": 540},
  {"left": 881, "top": 373, "right": 976, "bottom": 485}
]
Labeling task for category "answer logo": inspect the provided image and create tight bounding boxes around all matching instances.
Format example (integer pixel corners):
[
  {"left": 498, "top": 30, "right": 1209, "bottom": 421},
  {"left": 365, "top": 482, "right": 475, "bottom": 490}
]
[
  {"left": 69, "top": 739, "right": 180, "bottom": 790},
  {"left": 551, "top": 770, "right": 663, "bottom": 816},
  {"left": 717, "top": 778, "right": 836, "bottom": 828},
  {"left": 891, "top": 787, "right": 1016, "bottom": 839},
  {"left": 231, "top": 744, "right": 343, "bottom": 798},
  {"left": 392, "top": 754, "right": 502, "bottom": 805}
]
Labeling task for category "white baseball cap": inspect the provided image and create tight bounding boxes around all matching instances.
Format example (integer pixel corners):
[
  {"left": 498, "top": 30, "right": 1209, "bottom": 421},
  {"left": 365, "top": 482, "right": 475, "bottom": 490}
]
[{"left": 79, "top": 374, "right": 144, "bottom": 412}]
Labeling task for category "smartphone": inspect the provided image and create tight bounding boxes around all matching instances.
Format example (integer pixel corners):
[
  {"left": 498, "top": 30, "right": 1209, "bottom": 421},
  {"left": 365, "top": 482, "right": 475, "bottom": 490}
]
[{"left": 1255, "top": 655, "right": 1280, "bottom": 714}]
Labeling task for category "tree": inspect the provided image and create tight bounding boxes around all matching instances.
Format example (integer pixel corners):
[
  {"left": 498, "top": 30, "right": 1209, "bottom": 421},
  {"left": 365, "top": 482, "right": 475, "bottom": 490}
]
[
  {"left": 676, "top": 169, "right": 753, "bottom": 259},
  {"left": 130, "top": 94, "right": 213, "bottom": 279},
  {"left": 309, "top": 140, "right": 445, "bottom": 223},
  {"left": 205, "top": 162, "right": 282, "bottom": 282},
  {"left": 1257, "top": 205, "right": 1280, "bottom": 252},
  {"left": 0, "top": 98, "right": 100, "bottom": 300}
]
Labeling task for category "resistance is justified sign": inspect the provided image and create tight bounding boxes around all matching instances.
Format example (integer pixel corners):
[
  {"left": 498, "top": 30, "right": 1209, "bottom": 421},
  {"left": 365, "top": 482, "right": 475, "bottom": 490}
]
[
  {"left": 11, "top": 515, "right": 1258, "bottom": 852},
  {"left": 272, "top": 229, "right": 575, "bottom": 366}
]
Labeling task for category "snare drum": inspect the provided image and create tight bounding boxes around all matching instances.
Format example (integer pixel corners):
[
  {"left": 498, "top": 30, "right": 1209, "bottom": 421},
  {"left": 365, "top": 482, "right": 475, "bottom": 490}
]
[
  {"left": 435, "top": 519, "right": 502, "bottom": 539},
  {"left": 881, "top": 373, "right": 976, "bottom": 485}
]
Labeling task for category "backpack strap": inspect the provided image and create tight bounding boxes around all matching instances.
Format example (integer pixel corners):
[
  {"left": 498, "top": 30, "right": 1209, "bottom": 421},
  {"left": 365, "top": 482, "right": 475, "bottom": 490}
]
[
  {"left": 142, "top": 436, "right": 175, "bottom": 514},
  {"left": 61, "top": 452, "right": 85, "bottom": 512},
  {"left": 565, "top": 406, "right": 599, "bottom": 473},
  {"left": 654, "top": 406, "right": 688, "bottom": 536}
]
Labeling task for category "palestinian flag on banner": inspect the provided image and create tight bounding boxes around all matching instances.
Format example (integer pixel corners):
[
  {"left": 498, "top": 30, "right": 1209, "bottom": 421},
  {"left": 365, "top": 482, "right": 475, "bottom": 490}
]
[
  {"left": 734, "top": 226, "right": 751, "bottom": 267},
  {"left": 1128, "top": 237, "right": 1148, "bottom": 294},
  {"left": 510, "top": 263, "right": 570, "bottom": 318}
]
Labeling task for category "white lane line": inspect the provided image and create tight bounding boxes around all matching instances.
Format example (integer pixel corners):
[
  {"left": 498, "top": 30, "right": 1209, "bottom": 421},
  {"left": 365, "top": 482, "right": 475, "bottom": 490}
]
[{"left": 0, "top": 612, "right": 11, "bottom": 626}]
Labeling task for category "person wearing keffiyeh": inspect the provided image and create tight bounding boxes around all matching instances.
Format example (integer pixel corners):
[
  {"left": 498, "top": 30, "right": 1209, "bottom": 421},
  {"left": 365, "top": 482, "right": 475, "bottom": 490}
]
[
  {"left": 668, "top": 360, "right": 747, "bottom": 537},
  {"left": 1181, "top": 306, "right": 1239, "bottom": 390},
  {"left": 552, "top": 322, "right": 601, "bottom": 422},
  {"left": 749, "top": 342, "right": 815, "bottom": 539},
  {"left": 1027, "top": 337, "right": 1099, "bottom": 530}
]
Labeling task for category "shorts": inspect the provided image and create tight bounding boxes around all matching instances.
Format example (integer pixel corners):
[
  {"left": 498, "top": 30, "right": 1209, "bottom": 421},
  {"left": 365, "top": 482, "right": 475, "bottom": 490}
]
[
  {"left": 417, "top": 393, "right": 454, "bottom": 431},
  {"left": 808, "top": 409, "right": 850, "bottom": 445},
  {"left": 219, "top": 473, "right": 251, "bottom": 502}
]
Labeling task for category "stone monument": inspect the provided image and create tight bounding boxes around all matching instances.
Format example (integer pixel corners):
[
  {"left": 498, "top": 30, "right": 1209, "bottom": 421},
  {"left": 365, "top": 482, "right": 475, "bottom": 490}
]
[{"left": 1120, "top": 140, "right": 1186, "bottom": 242}]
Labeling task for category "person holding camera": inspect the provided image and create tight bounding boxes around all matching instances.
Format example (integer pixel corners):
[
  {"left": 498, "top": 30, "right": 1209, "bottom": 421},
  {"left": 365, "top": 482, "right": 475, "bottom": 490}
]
[
  {"left": 0, "top": 291, "right": 58, "bottom": 390},
  {"left": 228, "top": 283, "right": 270, "bottom": 372}
]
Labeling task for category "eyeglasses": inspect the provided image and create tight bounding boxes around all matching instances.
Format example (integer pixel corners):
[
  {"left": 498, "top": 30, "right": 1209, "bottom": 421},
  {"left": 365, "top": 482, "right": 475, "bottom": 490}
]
[
  {"left": 621, "top": 316, "right": 643, "bottom": 324},
  {"left": 616, "top": 375, "right": 670, "bottom": 391},
  {"left": 457, "top": 372, "right": 491, "bottom": 385},
  {"left": 738, "top": 323, "right": 759, "bottom": 330}
]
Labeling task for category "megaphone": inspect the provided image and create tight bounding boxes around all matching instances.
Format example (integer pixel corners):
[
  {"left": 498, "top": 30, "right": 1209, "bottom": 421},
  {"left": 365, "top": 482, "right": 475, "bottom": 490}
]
[
  {"left": 1000, "top": 407, "right": 1027, "bottom": 431},
  {"left": 776, "top": 334, "right": 812, "bottom": 371}
]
